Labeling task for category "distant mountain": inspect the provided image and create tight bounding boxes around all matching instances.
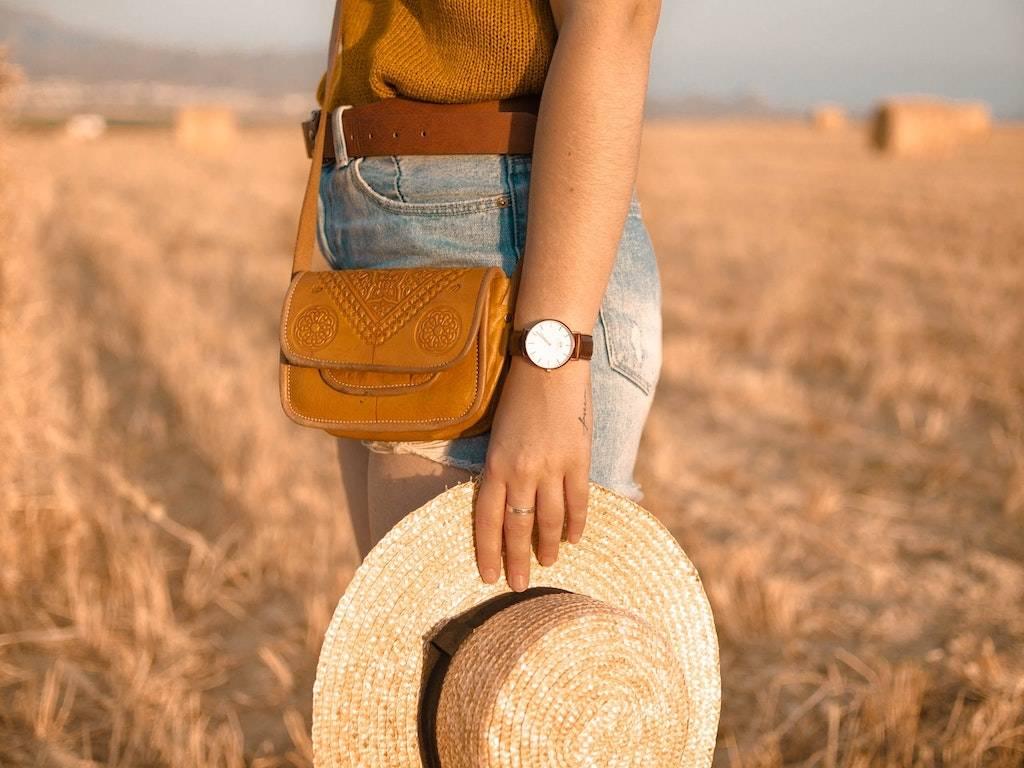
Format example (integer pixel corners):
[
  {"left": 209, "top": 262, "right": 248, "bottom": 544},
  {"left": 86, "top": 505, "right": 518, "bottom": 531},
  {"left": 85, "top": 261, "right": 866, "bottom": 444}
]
[
  {"left": 0, "top": 3, "right": 322, "bottom": 96},
  {"left": 0, "top": 3, "right": 798, "bottom": 122}
]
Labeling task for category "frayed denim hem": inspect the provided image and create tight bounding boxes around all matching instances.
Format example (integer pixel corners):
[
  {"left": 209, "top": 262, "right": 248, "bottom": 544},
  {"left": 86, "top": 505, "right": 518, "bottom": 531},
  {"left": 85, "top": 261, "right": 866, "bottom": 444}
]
[{"left": 361, "top": 438, "right": 484, "bottom": 474}]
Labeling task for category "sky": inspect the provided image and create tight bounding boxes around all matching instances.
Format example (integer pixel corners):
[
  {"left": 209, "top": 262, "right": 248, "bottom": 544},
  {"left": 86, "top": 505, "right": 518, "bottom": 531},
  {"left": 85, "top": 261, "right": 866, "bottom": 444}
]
[{"left": 11, "top": 0, "right": 1024, "bottom": 116}]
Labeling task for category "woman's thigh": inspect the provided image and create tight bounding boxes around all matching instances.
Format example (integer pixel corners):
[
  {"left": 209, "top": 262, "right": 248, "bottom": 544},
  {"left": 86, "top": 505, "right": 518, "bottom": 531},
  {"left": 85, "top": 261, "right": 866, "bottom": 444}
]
[{"left": 318, "top": 149, "right": 662, "bottom": 502}]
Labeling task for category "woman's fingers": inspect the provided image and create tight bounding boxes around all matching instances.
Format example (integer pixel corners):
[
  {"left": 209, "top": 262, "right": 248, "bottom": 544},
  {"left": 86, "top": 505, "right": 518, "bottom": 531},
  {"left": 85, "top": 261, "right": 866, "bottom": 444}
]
[
  {"left": 503, "top": 483, "right": 537, "bottom": 592},
  {"left": 473, "top": 471, "right": 505, "bottom": 584},
  {"left": 474, "top": 456, "right": 587, "bottom": 589},
  {"left": 564, "top": 466, "right": 590, "bottom": 545},
  {"left": 535, "top": 476, "right": 566, "bottom": 566}
]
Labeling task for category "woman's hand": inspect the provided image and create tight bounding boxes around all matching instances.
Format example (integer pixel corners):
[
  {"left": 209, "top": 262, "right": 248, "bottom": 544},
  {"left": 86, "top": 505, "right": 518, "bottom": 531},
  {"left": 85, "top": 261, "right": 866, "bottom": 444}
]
[{"left": 474, "top": 354, "right": 592, "bottom": 591}]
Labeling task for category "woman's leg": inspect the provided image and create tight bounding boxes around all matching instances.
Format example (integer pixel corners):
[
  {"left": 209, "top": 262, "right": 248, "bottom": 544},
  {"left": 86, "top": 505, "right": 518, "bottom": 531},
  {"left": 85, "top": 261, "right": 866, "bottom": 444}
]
[
  {"left": 335, "top": 438, "right": 372, "bottom": 561},
  {"left": 336, "top": 438, "right": 474, "bottom": 562},
  {"left": 365, "top": 452, "right": 474, "bottom": 555}
]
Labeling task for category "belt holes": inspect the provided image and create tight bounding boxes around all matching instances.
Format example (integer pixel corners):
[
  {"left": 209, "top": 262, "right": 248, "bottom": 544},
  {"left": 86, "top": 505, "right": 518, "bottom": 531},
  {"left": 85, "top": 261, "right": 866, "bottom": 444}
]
[
  {"left": 420, "top": 130, "right": 428, "bottom": 137},
  {"left": 392, "top": 131, "right": 399, "bottom": 138}
]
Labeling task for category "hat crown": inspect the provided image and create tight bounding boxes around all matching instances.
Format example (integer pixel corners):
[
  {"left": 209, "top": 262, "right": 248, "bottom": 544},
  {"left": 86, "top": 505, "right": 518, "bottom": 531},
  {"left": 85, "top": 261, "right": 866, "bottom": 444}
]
[{"left": 435, "top": 591, "right": 691, "bottom": 766}]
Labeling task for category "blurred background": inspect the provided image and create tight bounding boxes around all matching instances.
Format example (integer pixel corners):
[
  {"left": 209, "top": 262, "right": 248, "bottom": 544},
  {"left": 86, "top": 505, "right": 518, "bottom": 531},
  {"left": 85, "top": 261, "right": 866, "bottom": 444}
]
[
  {"left": 2, "top": 1, "right": 1023, "bottom": 124},
  {"left": 1, "top": 2, "right": 1022, "bottom": 766}
]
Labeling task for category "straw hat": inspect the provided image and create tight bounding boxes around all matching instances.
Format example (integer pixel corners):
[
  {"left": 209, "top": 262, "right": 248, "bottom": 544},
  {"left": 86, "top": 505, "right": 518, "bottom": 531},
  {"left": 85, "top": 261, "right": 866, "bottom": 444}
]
[{"left": 312, "top": 478, "right": 721, "bottom": 767}]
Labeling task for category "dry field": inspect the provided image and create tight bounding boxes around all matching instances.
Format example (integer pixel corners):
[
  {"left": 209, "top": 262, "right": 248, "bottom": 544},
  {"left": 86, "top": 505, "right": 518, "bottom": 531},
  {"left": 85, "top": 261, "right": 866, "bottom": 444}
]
[{"left": 1, "top": 118, "right": 1022, "bottom": 766}]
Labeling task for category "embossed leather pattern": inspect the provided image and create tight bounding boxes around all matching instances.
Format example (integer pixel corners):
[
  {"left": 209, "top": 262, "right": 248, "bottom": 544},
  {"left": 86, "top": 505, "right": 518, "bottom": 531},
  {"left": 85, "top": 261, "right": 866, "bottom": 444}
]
[{"left": 280, "top": 265, "right": 518, "bottom": 440}]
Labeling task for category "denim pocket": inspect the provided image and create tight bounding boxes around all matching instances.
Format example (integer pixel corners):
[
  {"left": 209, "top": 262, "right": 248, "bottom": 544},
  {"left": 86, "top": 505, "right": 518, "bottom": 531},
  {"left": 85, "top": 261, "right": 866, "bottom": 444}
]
[
  {"left": 317, "top": 164, "right": 342, "bottom": 269},
  {"left": 349, "top": 154, "right": 513, "bottom": 216},
  {"left": 597, "top": 199, "right": 662, "bottom": 396},
  {"left": 319, "top": 153, "right": 516, "bottom": 274}
]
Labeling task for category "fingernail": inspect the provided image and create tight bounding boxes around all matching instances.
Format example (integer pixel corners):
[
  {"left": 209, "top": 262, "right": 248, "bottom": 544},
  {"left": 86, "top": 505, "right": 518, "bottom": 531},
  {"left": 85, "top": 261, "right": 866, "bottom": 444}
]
[
  {"left": 481, "top": 567, "right": 499, "bottom": 584},
  {"left": 511, "top": 573, "right": 527, "bottom": 592}
]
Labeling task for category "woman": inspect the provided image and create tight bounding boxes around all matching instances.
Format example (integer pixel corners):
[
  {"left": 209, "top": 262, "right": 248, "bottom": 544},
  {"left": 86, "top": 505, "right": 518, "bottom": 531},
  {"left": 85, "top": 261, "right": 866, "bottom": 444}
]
[{"left": 317, "top": 0, "right": 663, "bottom": 593}]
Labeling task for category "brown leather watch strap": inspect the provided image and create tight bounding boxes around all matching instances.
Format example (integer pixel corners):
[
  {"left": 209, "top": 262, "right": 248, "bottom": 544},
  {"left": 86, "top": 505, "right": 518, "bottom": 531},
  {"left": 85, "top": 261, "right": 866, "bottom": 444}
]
[
  {"left": 508, "top": 329, "right": 594, "bottom": 362},
  {"left": 306, "top": 95, "right": 541, "bottom": 161},
  {"left": 573, "top": 333, "right": 595, "bottom": 360}
]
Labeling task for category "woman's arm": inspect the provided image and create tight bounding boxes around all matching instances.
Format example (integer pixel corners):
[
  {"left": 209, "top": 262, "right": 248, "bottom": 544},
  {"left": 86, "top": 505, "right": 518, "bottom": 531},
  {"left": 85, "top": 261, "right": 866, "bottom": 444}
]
[{"left": 474, "top": 0, "right": 662, "bottom": 589}]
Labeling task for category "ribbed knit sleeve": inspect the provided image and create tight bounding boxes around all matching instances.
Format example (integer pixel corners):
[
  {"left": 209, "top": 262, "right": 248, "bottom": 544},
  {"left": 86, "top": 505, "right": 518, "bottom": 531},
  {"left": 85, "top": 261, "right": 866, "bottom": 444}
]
[{"left": 317, "top": 0, "right": 557, "bottom": 110}]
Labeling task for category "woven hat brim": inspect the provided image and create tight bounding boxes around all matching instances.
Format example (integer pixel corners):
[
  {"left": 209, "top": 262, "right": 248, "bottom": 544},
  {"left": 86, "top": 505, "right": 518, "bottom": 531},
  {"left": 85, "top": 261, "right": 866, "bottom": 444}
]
[{"left": 312, "top": 479, "right": 721, "bottom": 767}]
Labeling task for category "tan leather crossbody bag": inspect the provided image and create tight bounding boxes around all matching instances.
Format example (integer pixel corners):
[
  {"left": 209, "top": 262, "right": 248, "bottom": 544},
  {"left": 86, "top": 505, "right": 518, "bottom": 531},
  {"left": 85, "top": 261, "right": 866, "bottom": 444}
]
[{"left": 278, "top": 0, "right": 527, "bottom": 441}]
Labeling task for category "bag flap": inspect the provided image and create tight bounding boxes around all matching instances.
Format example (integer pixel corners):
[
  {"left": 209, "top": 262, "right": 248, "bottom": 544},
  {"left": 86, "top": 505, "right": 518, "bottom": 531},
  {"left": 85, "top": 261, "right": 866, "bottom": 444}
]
[
  {"left": 280, "top": 266, "right": 501, "bottom": 371},
  {"left": 319, "top": 367, "right": 437, "bottom": 394}
]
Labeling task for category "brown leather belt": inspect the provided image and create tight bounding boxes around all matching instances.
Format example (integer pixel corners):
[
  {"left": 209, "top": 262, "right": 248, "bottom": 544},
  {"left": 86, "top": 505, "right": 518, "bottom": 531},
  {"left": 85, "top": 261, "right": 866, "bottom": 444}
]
[{"left": 303, "top": 95, "right": 541, "bottom": 162}]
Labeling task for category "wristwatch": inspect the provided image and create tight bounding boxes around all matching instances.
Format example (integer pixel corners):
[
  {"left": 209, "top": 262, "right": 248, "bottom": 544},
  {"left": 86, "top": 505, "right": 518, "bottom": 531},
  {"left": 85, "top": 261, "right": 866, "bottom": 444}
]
[{"left": 508, "top": 319, "right": 593, "bottom": 370}]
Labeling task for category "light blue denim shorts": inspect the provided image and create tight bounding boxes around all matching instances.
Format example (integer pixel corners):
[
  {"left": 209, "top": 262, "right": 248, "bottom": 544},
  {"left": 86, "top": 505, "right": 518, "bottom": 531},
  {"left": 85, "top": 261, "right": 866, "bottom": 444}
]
[{"left": 316, "top": 114, "right": 662, "bottom": 501}]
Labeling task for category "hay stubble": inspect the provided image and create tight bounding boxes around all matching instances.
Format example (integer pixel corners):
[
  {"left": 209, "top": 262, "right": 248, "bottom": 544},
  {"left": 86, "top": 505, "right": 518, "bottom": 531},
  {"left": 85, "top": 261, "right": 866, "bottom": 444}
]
[{"left": 1, "top": 118, "right": 1023, "bottom": 765}]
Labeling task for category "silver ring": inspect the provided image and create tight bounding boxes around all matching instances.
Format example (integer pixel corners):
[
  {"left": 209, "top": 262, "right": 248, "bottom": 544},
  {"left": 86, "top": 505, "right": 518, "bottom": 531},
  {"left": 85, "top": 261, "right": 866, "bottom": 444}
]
[{"left": 505, "top": 503, "right": 536, "bottom": 516}]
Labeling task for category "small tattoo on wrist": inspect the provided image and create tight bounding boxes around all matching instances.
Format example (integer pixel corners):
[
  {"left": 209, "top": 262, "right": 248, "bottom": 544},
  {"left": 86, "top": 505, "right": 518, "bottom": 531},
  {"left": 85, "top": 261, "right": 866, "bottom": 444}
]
[{"left": 579, "top": 385, "right": 589, "bottom": 431}]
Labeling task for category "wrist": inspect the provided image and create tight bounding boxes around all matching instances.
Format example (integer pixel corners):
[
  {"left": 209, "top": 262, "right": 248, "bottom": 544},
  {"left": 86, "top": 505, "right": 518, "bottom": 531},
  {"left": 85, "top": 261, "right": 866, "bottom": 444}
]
[
  {"left": 508, "top": 318, "right": 594, "bottom": 371},
  {"left": 509, "top": 352, "right": 590, "bottom": 376},
  {"left": 512, "top": 314, "right": 595, "bottom": 336}
]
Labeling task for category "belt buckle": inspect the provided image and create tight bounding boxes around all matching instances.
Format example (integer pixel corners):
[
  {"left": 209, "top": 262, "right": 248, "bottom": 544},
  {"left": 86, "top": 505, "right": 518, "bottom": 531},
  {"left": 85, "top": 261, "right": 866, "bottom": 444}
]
[
  {"left": 302, "top": 109, "right": 321, "bottom": 159},
  {"left": 302, "top": 106, "right": 353, "bottom": 164}
]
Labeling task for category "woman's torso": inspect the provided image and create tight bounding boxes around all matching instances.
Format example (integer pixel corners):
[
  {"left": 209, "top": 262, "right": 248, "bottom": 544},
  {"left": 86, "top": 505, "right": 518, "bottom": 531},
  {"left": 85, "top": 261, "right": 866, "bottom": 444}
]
[
  {"left": 318, "top": 0, "right": 558, "bottom": 109},
  {"left": 317, "top": 151, "right": 662, "bottom": 500}
]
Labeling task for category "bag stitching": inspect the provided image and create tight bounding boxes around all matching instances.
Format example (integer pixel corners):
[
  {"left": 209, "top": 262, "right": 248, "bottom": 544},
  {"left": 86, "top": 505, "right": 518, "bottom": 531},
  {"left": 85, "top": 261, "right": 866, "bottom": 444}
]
[
  {"left": 319, "top": 369, "right": 439, "bottom": 392},
  {"left": 281, "top": 343, "right": 481, "bottom": 425}
]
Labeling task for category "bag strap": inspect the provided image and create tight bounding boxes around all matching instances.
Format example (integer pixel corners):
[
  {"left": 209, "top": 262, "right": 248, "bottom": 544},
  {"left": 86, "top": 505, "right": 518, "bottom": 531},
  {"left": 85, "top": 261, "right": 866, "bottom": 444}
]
[
  {"left": 290, "top": 0, "right": 345, "bottom": 277},
  {"left": 289, "top": 0, "right": 527, "bottom": 288}
]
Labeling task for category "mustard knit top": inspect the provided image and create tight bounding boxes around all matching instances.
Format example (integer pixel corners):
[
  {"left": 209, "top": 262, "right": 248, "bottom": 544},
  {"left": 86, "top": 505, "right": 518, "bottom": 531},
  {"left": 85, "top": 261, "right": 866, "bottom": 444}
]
[{"left": 317, "top": 0, "right": 558, "bottom": 110}]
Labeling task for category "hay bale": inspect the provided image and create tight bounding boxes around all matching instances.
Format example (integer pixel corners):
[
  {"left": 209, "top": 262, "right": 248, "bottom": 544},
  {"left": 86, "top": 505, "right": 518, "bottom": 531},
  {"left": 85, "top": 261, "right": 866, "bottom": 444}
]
[
  {"left": 811, "top": 104, "right": 847, "bottom": 131},
  {"left": 0, "top": 47, "right": 22, "bottom": 106},
  {"left": 956, "top": 103, "right": 992, "bottom": 137},
  {"left": 65, "top": 114, "right": 108, "bottom": 141},
  {"left": 174, "top": 105, "right": 239, "bottom": 152},
  {"left": 870, "top": 97, "right": 991, "bottom": 155}
]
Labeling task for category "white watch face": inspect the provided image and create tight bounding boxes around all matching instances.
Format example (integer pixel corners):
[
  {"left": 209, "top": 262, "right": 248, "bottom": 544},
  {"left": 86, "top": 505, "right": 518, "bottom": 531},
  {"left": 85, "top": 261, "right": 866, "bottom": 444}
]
[{"left": 523, "top": 319, "right": 574, "bottom": 369}]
